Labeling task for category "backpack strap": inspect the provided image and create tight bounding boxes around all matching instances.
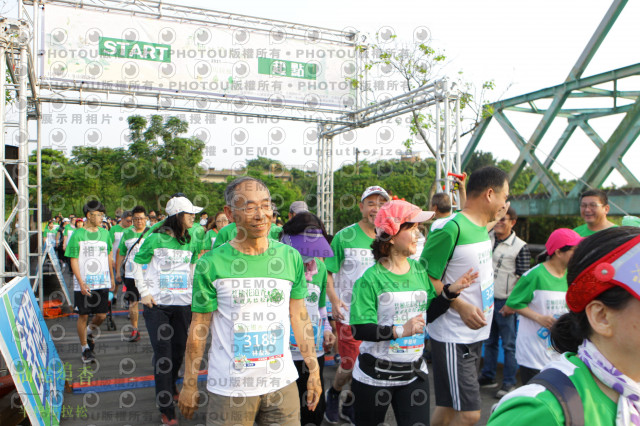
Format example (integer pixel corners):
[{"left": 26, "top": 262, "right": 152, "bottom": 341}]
[
  {"left": 120, "top": 227, "right": 150, "bottom": 277},
  {"left": 529, "top": 368, "right": 585, "bottom": 426}
]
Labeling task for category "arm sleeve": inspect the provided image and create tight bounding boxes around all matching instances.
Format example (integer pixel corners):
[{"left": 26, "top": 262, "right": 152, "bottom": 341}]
[
  {"left": 426, "top": 294, "right": 452, "bottom": 323},
  {"left": 506, "top": 272, "right": 535, "bottom": 309},
  {"left": 420, "top": 224, "right": 458, "bottom": 280},
  {"left": 191, "top": 256, "right": 218, "bottom": 313},
  {"left": 352, "top": 323, "right": 394, "bottom": 341},
  {"left": 211, "top": 224, "right": 233, "bottom": 250},
  {"left": 515, "top": 245, "right": 532, "bottom": 277},
  {"left": 133, "top": 234, "right": 154, "bottom": 265}
]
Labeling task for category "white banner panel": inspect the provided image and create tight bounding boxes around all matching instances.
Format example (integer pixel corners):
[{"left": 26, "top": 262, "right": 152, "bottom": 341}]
[{"left": 42, "top": 4, "right": 356, "bottom": 110}]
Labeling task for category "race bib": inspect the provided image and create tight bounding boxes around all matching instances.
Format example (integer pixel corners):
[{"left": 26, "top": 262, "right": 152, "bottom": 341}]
[
  {"left": 159, "top": 272, "right": 188, "bottom": 293},
  {"left": 85, "top": 272, "right": 109, "bottom": 290},
  {"left": 481, "top": 279, "right": 494, "bottom": 315},
  {"left": 389, "top": 325, "right": 425, "bottom": 354},
  {"left": 233, "top": 322, "right": 284, "bottom": 369}
]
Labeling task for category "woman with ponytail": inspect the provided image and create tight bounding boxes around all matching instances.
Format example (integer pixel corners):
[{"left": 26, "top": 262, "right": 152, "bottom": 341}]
[{"left": 489, "top": 227, "right": 640, "bottom": 426}]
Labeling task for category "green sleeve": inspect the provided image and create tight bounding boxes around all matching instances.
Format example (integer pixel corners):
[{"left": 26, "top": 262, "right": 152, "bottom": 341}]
[
  {"left": 349, "top": 272, "right": 379, "bottom": 325},
  {"left": 425, "top": 270, "right": 438, "bottom": 309},
  {"left": 317, "top": 259, "right": 327, "bottom": 309},
  {"left": 190, "top": 240, "right": 200, "bottom": 264},
  {"left": 290, "top": 251, "right": 308, "bottom": 300},
  {"left": 118, "top": 234, "right": 128, "bottom": 256},
  {"left": 212, "top": 223, "right": 235, "bottom": 249},
  {"left": 133, "top": 234, "right": 155, "bottom": 265},
  {"left": 324, "top": 233, "right": 343, "bottom": 274},
  {"left": 506, "top": 272, "right": 536, "bottom": 309},
  {"left": 420, "top": 224, "right": 458, "bottom": 280},
  {"left": 269, "top": 224, "right": 282, "bottom": 240},
  {"left": 106, "top": 231, "right": 113, "bottom": 254},
  {"left": 108, "top": 225, "right": 116, "bottom": 243},
  {"left": 488, "top": 392, "right": 564, "bottom": 426},
  {"left": 64, "top": 231, "right": 81, "bottom": 258},
  {"left": 192, "top": 254, "right": 218, "bottom": 313}
]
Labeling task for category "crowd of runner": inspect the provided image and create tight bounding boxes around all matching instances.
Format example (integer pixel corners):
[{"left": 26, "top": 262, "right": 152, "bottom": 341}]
[{"left": 45, "top": 168, "right": 640, "bottom": 426}]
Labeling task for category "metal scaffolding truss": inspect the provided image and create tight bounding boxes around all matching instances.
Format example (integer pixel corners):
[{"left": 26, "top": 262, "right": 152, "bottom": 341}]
[
  {"left": 317, "top": 79, "right": 462, "bottom": 233},
  {"left": 0, "top": 17, "right": 48, "bottom": 301},
  {"left": 462, "top": 0, "right": 640, "bottom": 215},
  {"left": 1, "top": 0, "right": 464, "bottom": 300}
]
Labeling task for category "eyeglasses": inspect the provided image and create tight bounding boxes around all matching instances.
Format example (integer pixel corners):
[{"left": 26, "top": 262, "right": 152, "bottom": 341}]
[
  {"left": 132, "top": 217, "right": 146, "bottom": 221},
  {"left": 216, "top": 218, "right": 229, "bottom": 223},
  {"left": 233, "top": 203, "right": 273, "bottom": 215},
  {"left": 580, "top": 203, "right": 603, "bottom": 209}
]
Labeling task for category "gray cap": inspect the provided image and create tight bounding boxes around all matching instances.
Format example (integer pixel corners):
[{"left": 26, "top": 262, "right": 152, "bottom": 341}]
[{"left": 289, "top": 201, "right": 309, "bottom": 214}]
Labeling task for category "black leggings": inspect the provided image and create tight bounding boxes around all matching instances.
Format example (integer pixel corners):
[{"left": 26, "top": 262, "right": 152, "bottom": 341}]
[
  {"left": 352, "top": 376, "right": 430, "bottom": 426},
  {"left": 294, "top": 356, "right": 326, "bottom": 426}
]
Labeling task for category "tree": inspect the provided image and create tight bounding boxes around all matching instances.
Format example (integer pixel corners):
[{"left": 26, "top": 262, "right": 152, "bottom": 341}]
[{"left": 123, "top": 115, "right": 206, "bottom": 210}]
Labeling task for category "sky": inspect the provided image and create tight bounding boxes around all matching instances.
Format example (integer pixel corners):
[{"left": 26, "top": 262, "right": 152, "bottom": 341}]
[{"left": 4, "top": 0, "right": 639, "bottom": 186}]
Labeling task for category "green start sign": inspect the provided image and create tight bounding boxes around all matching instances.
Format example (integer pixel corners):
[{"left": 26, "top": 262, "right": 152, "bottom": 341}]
[
  {"left": 99, "top": 37, "right": 171, "bottom": 63},
  {"left": 258, "top": 57, "right": 316, "bottom": 80}
]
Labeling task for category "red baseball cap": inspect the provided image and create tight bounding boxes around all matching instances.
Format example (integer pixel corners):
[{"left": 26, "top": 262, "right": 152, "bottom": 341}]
[
  {"left": 374, "top": 200, "right": 435, "bottom": 237},
  {"left": 545, "top": 228, "right": 583, "bottom": 256}
]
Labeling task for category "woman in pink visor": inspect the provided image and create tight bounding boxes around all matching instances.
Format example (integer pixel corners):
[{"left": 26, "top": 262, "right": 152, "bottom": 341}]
[{"left": 349, "top": 200, "right": 478, "bottom": 426}]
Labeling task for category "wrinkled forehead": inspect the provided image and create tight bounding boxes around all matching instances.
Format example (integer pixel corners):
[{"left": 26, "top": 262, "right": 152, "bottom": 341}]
[{"left": 231, "top": 180, "right": 271, "bottom": 205}]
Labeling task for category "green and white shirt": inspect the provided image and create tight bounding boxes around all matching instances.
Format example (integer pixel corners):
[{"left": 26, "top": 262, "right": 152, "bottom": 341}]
[
  {"left": 118, "top": 228, "right": 147, "bottom": 279},
  {"left": 109, "top": 223, "right": 127, "bottom": 262},
  {"left": 324, "top": 223, "right": 375, "bottom": 325},
  {"left": 507, "top": 264, "right": 568, "bottom": 370},
  {"left": 420, "top": 213, "right": 494, "bottom": 344},
  {"left": 289, "top": 258, "right": 327, "bottom": 361},
  {"left": 489, "top": 353, "right": 616, "bottom": 425},
  {"left": 64, "top": 228, "right": 113, "bottom": 291},
  {"left": 211, "top": 222, "right": 283, "bottom": 250},
  {"left": 43, "top": 227, "right": 57, "bottom": 245},
  {"left": 202, "top": 229, "right": 218, "bottom": 252},
  {"left": 63, "top": 224, "right": 75, "bottom": 245},
  {"left": 133, "top": 232, "right": 200, "bottom": 306},
  {"left": 192, "top": 240, "right": 307, "bottom": 397},
  {"left": 188, "top": 223, "right": 206, "bottom": 255},
  {"left": 350, "top": 260, "right": 436, "bottom": 387}
]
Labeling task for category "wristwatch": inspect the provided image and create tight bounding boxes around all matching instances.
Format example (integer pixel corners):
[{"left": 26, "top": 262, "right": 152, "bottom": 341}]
[
  {"left": 394, "top": 325, "right": 404, "bottom": 339},
  {"left": 443, "top": 284, "right": 459, "bottom": 300}
]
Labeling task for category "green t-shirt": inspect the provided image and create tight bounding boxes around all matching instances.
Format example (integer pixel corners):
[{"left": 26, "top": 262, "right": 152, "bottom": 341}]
[
  {"left": 573, "top": 223, "right": 618, "bottom": 237},
  {"left": 323, "top": 223, "right": 375, "bottom": 325},
  {"left": 350, "top": 259, "right": 436, "bottom": 387},
  {"left": 133, "top": 231, "right": 200, "bottom": 306},
  {"left": 420, "top": 213, "right": 494, "bottom": 344},
  {"left": 43, "top": 227, "right": 57, "bottom": 246},
  {"left": 191, "top": 240, "right": 307, "bottom": 397},
  {"left": 118, "top": 227, "right": 147, "bottom": 279},
  {"left": 64, "top": 227, "right": 113, "bottom": 291},
  {"left": 109, "top": 223, "right": 127, "bottom": 262},
  {"left": 290, "top": 258, "right": 327, "bottom": 361},
  {"left": 188, "top": 223, "right": 206, "bottom": 253},
  {"left": 488, "top": 353, "right": 616, "bottom": 426},
  {"left": 202, "top": 229, "right": 218, "bottom": 252},
  {"left": 507, "top": 264, "right": 568, "bottom": 370},
  {"left": 211, "top": 222, "right": 282, "bottom": 250}
]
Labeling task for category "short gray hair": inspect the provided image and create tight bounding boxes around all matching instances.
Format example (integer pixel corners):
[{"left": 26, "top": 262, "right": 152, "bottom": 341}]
[
  {"left": 121, "top": 210, "right": 133, "bottom": 219},
  {"left": 224, "top": 176, "right": 270, "bottom": 207}
]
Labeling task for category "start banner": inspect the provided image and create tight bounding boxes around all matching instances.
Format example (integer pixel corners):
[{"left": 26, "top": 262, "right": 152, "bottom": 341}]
[{"left": 41, "top": 4, "right": 357, "bottom": 110}]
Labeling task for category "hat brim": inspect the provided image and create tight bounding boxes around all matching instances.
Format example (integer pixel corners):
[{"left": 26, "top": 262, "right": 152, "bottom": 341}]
[
  {"left": 282, "top": 232, "right": 334, "bottom": 258},
  {"left": 361, "top": 191, "right": 390, "bottom": 202},
  {"left": 406, "top": 210, "right": 436, "bottom": 223}
]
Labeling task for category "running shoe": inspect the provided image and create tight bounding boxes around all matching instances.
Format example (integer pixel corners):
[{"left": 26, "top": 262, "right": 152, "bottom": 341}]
[
  {"left": 160, "top": 414, "right": 178, "bottom": 425},
  {"left": 324, "top": 388, "right": 340, "bottom": 424},
  {"left": 86, "top": 333, "right": 95, "bottom": 351},
  {"left": 478, "top": 376, "right": 498, "bottom": 388},
  {"left": 81, "top": 348, "right": 95, "bottom": 364},
  {"left": 128, "top": 329, "right": 141, "bottom": 342},
  {"left": 339, "top": 391, "right": 356, "bottom": 425}
]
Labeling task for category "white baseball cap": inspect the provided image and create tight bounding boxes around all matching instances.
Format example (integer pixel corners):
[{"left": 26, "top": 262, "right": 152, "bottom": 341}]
[
  {"left": 361, "top": 186, "right": 390, "bottom": 202},
  {"left": 289, "top": 201, "right": 309, "bottom": 214},
  {"left": 165, "top": 196, "right": 203, "bottom": 217}
]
